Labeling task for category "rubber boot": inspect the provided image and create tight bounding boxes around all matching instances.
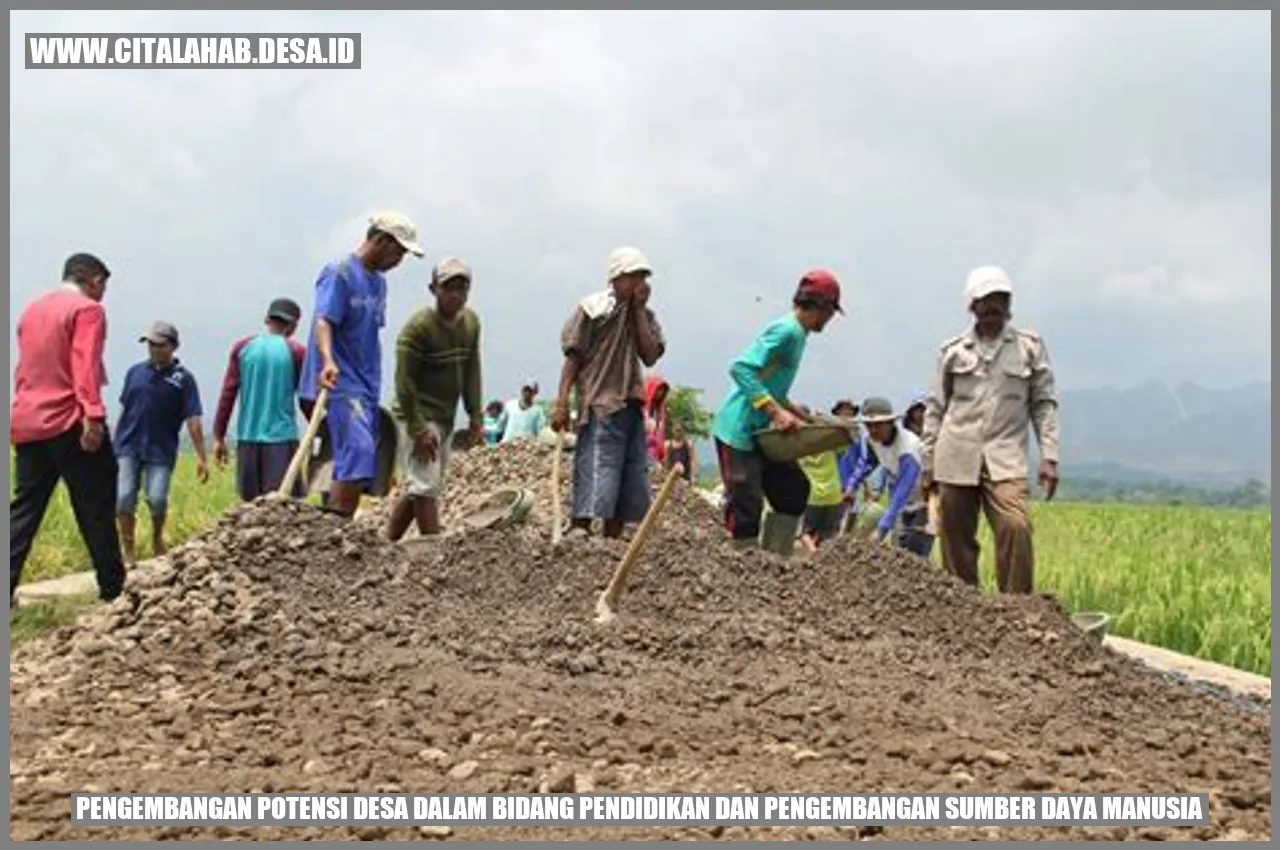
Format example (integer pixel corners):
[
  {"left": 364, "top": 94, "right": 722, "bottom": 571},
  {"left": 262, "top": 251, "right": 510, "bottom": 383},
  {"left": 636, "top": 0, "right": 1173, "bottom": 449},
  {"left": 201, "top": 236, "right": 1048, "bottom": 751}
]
[{"left": 760, "top": 512, "right": 801, "bottom": 558}]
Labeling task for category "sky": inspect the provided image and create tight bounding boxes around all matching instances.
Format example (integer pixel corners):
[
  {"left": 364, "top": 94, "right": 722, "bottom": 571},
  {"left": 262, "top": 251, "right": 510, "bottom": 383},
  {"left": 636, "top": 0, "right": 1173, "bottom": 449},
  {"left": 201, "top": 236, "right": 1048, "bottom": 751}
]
[{"left": 8, "top": 10, "right": 1272, "bottom": 428}]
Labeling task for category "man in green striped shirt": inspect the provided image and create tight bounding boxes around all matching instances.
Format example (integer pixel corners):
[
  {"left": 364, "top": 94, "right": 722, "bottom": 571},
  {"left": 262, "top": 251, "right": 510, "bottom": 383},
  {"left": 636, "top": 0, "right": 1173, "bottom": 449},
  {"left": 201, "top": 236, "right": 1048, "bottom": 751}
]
[{"left": 386, "top": 257, "right": 484, "bottom": 541}]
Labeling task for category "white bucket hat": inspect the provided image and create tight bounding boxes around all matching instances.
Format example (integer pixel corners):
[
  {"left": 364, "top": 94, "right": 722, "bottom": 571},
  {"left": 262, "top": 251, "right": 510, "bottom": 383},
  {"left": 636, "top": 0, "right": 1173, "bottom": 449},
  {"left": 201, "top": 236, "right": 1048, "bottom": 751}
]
[
  {"left": 964, "top": 265, "right": 1013, "bottom": 308},
  {"left": 606, "top": 246, "right": 653, "bottom": 282},
  {"left": 858, "top": 396, "right": 897, "bottom": 424}
]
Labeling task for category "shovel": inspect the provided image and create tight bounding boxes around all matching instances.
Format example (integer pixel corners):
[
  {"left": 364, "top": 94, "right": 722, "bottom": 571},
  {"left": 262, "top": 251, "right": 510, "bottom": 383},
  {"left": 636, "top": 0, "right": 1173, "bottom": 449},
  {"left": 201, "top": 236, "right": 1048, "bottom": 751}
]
[
  {"left": 276, "top": 387, "right": 329, "bottom": 499},
  {"left": 550, "top": 430, "right": 565, "bottom": 548},
  {"left": 594, "top": 462, "right": 684, "bottom": 625}
]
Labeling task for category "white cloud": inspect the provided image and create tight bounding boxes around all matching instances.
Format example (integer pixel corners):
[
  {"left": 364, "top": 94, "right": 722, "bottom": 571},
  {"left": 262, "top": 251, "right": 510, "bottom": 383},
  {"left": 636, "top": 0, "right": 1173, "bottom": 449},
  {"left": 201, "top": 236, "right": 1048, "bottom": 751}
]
[{"left": 8, "top": 10, "right": 1271, "bottom": 417}]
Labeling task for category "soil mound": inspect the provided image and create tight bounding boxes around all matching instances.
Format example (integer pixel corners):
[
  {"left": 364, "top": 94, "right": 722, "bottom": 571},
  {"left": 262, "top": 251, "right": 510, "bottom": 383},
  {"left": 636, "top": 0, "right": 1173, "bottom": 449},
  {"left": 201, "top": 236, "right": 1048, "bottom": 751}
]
[{"left": 9, "top": 442, "right": 1271, "bottom": 841}]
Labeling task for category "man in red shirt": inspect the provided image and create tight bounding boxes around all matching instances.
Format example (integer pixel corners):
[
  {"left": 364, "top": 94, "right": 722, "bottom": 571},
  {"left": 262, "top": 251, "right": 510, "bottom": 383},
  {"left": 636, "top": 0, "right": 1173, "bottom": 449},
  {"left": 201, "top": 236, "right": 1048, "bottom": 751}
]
[{"left": 10, "top": 253, "right": 129, "bottom": 608}]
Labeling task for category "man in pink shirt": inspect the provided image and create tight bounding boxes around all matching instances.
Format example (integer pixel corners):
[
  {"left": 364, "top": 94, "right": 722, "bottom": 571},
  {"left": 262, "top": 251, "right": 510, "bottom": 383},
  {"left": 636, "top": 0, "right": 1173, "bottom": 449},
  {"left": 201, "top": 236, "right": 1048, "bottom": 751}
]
[{"left": 10, "top": 253, "right": 129, "bottom": 608}]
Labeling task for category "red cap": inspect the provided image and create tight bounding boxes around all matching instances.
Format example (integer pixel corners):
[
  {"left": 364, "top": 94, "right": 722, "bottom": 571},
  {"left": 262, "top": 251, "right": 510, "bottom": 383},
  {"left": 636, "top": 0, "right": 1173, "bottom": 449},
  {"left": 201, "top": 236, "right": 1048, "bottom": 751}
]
[{"left": 796, "top": 268, "right": 843, "bottom": 313}]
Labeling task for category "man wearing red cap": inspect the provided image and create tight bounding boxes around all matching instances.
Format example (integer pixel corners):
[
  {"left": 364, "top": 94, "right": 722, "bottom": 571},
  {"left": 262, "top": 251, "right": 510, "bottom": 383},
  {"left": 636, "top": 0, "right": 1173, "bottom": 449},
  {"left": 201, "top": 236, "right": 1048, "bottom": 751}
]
[{"left": 710, "top": 269, "right": 844, "bottom": 556}]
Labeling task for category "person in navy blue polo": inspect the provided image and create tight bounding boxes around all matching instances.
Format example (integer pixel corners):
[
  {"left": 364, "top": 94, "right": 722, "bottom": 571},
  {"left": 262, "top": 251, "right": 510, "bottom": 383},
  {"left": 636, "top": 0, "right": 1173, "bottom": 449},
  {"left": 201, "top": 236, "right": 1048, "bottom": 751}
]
[{"left": 114, "top": 320, "right": 209, "bottom": 564}]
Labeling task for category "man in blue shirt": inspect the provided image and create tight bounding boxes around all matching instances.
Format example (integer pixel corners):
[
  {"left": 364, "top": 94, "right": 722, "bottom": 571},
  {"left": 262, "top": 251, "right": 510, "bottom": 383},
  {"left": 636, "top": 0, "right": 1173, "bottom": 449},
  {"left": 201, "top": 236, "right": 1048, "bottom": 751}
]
[
  {"left": 711, "top": 269, "right": 843, "bottom": 555},
  {"left": 299, "top": 211, "right": 424, "bottom": 518},
  {"left": 114, "top": 320, "right": 208, "bottom": 564}
]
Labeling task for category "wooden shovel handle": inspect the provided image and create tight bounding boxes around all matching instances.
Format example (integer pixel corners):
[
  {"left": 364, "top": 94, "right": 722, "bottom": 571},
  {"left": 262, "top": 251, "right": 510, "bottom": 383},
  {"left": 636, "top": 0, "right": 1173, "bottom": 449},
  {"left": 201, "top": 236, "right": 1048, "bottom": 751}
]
[
  {"left": 278, "top": 388, "right": 330, "bottom": 497},
  {"left": 551, "top": 430, "right": 564, "bottom": 545},
  {"left": 600, "top": 462, "right": 685, "bottom": 610}
]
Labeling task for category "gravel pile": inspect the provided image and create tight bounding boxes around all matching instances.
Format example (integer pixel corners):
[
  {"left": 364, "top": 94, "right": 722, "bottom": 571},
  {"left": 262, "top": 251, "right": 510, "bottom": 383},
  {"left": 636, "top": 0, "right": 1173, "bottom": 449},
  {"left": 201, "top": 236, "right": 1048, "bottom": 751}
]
[{"left": 9, "top": 443, "right": 1271, "bottom": 841}]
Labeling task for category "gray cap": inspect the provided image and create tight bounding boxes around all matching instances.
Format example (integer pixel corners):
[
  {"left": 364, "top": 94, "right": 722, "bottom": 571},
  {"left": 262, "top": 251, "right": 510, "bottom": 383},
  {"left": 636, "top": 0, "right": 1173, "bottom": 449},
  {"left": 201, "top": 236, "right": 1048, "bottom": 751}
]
[
  {"left": 432, "top": 256, "right": 472, "bottom": 286},
  {"left": 858, "top": 396, "right": 897, "bottom": 424},
  {"left": 139, "top": 320, "right": 179, "bottom": 346}
]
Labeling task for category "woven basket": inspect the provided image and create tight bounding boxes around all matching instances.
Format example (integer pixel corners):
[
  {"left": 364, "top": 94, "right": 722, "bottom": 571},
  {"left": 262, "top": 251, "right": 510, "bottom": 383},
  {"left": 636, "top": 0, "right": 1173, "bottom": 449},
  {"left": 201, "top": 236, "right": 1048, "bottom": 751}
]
[{"left": 755, "top": 419, "right": 857, "bottom": 463}]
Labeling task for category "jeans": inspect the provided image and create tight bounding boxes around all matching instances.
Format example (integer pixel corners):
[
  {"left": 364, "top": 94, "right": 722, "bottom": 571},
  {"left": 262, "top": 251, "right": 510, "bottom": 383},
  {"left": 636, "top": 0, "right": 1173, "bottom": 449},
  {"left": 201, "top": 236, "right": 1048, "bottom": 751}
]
[
  {"left": 10, "top": 424, "right": 126, "bottom": 602},
  {"left": 116, "top": 455, "right": 175, "bottom": 519},
  {"left": 571, "top": 401, "right": 651, "bottom": 523}
]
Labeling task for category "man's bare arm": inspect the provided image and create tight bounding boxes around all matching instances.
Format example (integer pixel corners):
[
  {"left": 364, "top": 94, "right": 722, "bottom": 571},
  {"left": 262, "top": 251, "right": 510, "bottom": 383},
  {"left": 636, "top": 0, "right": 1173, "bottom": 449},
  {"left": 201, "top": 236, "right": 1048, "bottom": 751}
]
[{"left": 314, "top": 318, "right": 336, "bottom": 368}]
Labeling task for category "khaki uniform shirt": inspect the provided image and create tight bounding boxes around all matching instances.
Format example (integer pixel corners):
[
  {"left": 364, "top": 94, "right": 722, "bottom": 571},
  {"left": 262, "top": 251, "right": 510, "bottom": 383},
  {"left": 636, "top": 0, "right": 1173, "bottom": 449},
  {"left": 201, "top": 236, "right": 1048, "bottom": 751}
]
[{"left": 921, "top": 324, "right": 1060, "bottom": 486}]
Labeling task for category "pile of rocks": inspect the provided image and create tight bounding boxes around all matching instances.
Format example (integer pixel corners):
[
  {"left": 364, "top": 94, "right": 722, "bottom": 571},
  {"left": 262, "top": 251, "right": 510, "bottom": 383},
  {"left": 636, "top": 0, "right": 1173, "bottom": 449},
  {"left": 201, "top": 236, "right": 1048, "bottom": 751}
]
[{"left": 8, "top": 445, "right": 1272, "bottom": 841}]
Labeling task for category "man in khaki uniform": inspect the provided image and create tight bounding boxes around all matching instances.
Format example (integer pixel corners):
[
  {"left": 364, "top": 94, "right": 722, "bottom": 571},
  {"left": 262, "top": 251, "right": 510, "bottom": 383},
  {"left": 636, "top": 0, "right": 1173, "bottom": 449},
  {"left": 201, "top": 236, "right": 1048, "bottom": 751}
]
[{"left": 920, "top": 266, "right": 1061, "bottom": 594}]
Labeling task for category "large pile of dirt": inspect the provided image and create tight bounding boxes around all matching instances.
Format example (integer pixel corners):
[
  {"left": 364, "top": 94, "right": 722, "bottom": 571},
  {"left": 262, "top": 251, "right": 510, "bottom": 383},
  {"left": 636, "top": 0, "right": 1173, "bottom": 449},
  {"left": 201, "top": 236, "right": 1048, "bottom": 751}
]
[
  {"left": 360, "top": 438, "right": 726, "bottom": 539},
  {"left": 9, "top": 442, "right": 1272, "bottom": 841}
]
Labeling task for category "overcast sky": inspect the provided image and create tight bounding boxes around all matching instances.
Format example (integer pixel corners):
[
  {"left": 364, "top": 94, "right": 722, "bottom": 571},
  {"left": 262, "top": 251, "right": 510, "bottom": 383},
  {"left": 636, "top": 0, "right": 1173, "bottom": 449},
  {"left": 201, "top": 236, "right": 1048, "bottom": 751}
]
[{"left": 9, "top": 10, "right": 1271, "bottom": 426}]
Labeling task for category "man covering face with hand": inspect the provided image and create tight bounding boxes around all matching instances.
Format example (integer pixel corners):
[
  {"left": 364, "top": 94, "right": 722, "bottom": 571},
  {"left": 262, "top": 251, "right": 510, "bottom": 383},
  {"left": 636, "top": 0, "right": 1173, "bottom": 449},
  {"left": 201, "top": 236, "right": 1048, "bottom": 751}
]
[{"left": 550, "top": 246, "right": 667, "bottom": 540}]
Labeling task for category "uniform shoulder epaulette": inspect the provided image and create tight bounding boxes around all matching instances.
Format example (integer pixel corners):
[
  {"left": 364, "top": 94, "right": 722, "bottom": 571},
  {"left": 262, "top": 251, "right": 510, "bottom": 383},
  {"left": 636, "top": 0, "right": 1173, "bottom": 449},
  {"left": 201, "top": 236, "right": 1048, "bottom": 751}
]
[
  {"left": 938, "top": 332, "right": 967, "bottom": 352},
  {"left": 1015, "top": 326, "right": 1041, "bottom": 342}
]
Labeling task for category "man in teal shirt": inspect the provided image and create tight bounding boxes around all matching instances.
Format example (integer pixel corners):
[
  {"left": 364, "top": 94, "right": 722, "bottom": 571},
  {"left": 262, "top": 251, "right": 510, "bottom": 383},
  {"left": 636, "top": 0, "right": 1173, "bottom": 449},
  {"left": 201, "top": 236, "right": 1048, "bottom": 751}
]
[
  {"left": 213, "top": 298, "right": 307, "bottom": 501},
  {"left": 711, "top": 269, "right": 844, "bottom": 555},
  {"left": 501, "top": 380, "right": 547, "bottom": 442}
]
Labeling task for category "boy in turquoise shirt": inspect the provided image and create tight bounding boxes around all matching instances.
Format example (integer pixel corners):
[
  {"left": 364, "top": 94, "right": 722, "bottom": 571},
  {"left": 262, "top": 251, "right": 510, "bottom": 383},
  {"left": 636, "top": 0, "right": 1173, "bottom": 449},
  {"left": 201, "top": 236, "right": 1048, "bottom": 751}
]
[{"left": 711, "top": 269, "right": 844, "bottom": 555}]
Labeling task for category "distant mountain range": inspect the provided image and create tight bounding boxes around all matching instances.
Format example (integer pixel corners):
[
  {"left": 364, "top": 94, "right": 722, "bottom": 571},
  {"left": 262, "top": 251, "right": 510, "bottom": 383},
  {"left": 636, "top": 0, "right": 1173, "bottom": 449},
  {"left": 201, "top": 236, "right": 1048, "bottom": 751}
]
[
  {"left": 688, "top": 380, "right": 1270, "bottom": 489},
  {"left": 1055, "top": 380, "right": 1271, "bottom": 486}
]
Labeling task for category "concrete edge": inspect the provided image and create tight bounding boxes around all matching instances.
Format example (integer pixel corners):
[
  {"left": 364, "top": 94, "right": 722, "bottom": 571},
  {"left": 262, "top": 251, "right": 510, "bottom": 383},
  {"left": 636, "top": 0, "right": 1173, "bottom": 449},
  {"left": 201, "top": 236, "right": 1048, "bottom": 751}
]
[{"left": 1104, "top": 635, "right": 1271, "bottom": 702}]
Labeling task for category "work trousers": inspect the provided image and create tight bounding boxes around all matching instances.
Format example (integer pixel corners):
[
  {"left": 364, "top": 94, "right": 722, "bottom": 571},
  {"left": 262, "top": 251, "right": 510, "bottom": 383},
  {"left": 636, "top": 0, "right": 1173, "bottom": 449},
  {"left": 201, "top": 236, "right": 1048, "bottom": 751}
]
[
  {"left": 715, "top": 439, "right": 810, "bottom": 541},
  {"left": 938, "top": 476, "right": 1034, "bottom": 594},
  {"left": 10, "top": 424, "right": 127, "bottom": 603}
]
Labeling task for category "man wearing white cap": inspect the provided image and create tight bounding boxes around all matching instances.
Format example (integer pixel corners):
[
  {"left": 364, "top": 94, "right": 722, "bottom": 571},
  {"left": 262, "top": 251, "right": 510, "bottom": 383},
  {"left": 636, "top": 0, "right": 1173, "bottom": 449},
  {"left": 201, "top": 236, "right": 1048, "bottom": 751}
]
[
  {"left": 299, "top": 211, "right": 424, "bottom": 518},
  {"left": 550, "top": 246, "right": 666, "bottom": 539},
  {"left": 386, "top": 256, "right": 483, "bottom": 540},
  {"left": 920, "top": 265, "right": 1061, "bottom": 594}
]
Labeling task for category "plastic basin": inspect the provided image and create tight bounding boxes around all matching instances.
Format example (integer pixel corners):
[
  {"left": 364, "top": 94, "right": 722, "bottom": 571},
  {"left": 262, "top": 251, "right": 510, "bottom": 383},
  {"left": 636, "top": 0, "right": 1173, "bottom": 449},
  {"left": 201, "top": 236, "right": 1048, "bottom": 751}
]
[
  {"left": 1071, "top": 611, "right": 1111, "bottom": 643},
  {"left": 460, "top": 488, "right": 536, "bottom": 532}
]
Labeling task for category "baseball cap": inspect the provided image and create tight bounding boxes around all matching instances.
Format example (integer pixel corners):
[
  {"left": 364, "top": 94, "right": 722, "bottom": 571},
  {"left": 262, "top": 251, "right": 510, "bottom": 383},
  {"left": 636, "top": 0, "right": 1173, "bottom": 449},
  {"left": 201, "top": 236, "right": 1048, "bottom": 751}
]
[
  {"left": 607, "top": 246, "right": 653, "bottom": 282},
  {"left": 63, "top": 252, "right": 110, "bottom": 280},
  {"left": 139, "top": 320, "right": 180, "bottom": 346},
  {"left": 369, "top": 211, "right": 425, "bottom": 257},
  {"left": 267, "top": 298, "right": 302, "bottom": 324},
  {"left": 796, "top": 268, "right": 844, "bottom": 313},
  {"left": 432, "top": 257, "right": 472, "bottom": 286}
]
